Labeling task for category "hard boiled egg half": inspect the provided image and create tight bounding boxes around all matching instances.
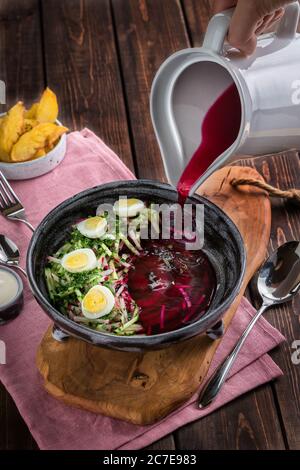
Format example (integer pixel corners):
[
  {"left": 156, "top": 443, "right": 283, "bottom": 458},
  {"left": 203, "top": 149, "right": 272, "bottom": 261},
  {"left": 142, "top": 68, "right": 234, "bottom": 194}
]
[
  {"left": 77, "top": 216, "right": 107, "bottom": 239},
  {"left": 61, "top": 248, "right": 97, "bottom": 273},
  {"left": 82, "top": 285, "right": 115, "bottom": 319},
  {"left": 113, "top": 198, "right": 145, "bottom": 217}
]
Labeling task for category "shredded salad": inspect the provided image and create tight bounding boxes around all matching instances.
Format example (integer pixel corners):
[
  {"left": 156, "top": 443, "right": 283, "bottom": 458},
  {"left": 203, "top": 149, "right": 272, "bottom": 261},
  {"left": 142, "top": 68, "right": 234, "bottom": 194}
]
[{"left": 45, "top": 200, "right": 160, "bottom": 336}]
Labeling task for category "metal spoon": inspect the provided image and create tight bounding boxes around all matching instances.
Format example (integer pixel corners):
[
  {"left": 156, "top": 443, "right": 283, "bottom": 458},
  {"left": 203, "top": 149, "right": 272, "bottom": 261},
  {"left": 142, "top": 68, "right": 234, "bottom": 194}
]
[
  {"left": 0, "top": 234, "right": 27, "bottom": 277},
  {"left": 198, "top": 241, "right": 300, "bottom": 409}
]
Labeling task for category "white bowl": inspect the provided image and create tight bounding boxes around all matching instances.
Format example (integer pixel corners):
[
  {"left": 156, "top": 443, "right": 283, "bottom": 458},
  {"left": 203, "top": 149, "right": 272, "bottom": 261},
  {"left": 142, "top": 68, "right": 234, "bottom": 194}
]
[{"left": 0, "top": 116, "right": 67, "bottom": 180}]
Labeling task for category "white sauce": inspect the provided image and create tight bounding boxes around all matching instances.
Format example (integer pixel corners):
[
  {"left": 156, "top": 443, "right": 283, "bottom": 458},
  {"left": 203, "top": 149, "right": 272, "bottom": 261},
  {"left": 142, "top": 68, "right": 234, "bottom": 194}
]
[{"left": 0, "top": 269, "right": 19, "bottom": 307}]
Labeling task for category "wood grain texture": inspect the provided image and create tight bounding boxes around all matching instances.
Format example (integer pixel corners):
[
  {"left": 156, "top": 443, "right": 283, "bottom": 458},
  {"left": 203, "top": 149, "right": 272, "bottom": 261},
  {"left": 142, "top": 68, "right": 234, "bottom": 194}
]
[
  {"left": 37, "top": 164, "right": 271, "bottom": 425},
  {"left": 41, "top": 0, "right": 135, "bottom": 171},
  {"left": 0, "top": 0, "right": 299, "bottom": 450},
  {"left": 146, "top": 434, "right": 176, "bottom": 450},
  {"left": 175, "top": 386, "right": 285, "bottom": 450},
  {"left": 111, "top": 0, "right": 189, "bottom": 180},
  {"left": 241, "top": 151, "right": 300, "bottom": 449},
  {"left": 3, "top": 393, "right": 37, "bottom": 450},
  {"left": 181, "top": 0, "right": 211, "bottom": 46},
  {"left": 0, "top": 0, "right": 45, "bottom": 107}
]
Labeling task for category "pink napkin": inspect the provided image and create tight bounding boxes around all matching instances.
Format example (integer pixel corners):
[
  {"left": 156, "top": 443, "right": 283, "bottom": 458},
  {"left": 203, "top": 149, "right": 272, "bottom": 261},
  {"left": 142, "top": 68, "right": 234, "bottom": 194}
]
[{"left": 0, "top": 129, "right": 285, "bottom": 450}]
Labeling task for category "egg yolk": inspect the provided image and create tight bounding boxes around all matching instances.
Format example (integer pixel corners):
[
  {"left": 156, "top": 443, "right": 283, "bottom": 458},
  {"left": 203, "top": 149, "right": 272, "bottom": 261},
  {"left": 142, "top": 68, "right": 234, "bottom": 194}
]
[
  {"left": 83, "top": 289, "right": 107, "bottom": 314},
  {"left": 65, "top": 252, "right": 88, "bottom": 270},
  {"left": 118, "top": 198, "right": 140, "bottom": 208},
  {"left": 85, "top": 216, "right": 105, "bottom": 230}
]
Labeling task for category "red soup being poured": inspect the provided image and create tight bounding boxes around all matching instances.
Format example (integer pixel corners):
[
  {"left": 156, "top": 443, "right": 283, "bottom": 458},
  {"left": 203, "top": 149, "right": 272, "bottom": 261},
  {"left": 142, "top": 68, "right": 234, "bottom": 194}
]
[
  {"left": 128, "top": 83, "right": 241, "bottom": 335},
  {"left": 177, "top": 83, "right": 241, "bottom": 201}
]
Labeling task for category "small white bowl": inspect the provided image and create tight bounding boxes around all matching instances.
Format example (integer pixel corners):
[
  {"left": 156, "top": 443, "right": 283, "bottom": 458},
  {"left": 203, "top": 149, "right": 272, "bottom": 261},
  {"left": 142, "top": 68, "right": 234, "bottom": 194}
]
[{"left": 0, "top": 116, "right": 67, "bottom": 180}]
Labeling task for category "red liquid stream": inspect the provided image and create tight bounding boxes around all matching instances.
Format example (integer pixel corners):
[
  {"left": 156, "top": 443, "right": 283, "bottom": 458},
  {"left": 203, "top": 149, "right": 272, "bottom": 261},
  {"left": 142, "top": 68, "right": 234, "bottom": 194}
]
[
  {"left": 128, "top": 239, "right": 216, "bottom": 335},
  {"left": 128, "top": 84, "right": 241, "bottom": 335},
  {"left": 177, "top": 83, "right": 241, "bottom": 200}
]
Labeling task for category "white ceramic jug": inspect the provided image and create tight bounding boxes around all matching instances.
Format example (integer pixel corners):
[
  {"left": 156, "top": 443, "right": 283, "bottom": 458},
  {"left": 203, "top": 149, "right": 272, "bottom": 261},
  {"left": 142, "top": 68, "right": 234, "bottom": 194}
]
[{"left": 150, "top": 2, "right": 300, "bottom": 195}]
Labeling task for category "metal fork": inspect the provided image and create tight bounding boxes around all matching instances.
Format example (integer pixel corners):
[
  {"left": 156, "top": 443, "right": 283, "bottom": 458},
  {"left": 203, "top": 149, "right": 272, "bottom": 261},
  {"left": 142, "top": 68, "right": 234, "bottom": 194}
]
[{"left": 0, "top": 171, "right": 35, "bottom": 232}]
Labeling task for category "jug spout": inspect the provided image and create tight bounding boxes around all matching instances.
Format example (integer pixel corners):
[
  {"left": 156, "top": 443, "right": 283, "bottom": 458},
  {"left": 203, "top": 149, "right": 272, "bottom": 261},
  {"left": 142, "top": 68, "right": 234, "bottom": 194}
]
[{"left": 150, "top": 51, "right": 247, "bottom": 194}]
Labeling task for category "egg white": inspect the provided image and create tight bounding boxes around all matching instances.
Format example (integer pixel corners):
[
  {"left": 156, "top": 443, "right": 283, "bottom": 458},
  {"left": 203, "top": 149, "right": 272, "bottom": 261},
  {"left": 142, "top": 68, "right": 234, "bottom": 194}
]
[
  {"left": 77, "top": 216, "right": 107, "bottom": 239},
  {"left": 113, "top": 198, "right": 145, "bottom": 218},
  {"left": 81, "top": 285, "right": 115, "bottom": 319},
  {"left": 61, "top": 248, "right": 98, "bottom": 273}
]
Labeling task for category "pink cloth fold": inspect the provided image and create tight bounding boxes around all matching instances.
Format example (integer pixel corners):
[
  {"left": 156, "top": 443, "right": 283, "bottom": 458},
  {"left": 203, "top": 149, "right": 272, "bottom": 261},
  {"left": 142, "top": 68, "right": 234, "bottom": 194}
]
[{"left": 0, "top": 129, "right": 285, "bottom": 450}]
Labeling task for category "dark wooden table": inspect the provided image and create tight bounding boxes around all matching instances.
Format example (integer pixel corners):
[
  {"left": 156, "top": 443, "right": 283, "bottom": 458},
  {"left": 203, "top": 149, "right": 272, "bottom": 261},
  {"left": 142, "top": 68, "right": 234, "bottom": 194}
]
[{"left": 0, "top": 0, "right": 300, "bottom": 450}]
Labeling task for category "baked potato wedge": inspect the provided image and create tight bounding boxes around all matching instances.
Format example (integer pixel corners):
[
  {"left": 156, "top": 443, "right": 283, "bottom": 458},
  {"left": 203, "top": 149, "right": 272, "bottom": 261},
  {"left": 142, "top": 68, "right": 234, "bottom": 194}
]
[
  {"left": 36, "top": 87, "right": 58, "bottom": 123},
  {"left": 11, "top": 122, "right": 68, "bottom": 162},
  {"left": 34, "top": 148, "right": 46, "bottom": 158},
  {"left": 25, "top": 103, "right": 39, "bottom": 120},
  {"left": 0, "top": 102, "right": 25, "bottom": 161},
  {"left": 24, "top": 118, "right": 38, "bottom": 132},
  {"left": 47, "top": 124, "right": 68, "bottom": 147}
]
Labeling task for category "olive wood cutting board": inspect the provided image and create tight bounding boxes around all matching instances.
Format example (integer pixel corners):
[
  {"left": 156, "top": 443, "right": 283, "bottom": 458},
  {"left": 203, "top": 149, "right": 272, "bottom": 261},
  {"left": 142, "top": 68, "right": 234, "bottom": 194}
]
[{"left": 37, "top": 164, "right": 271, "bottom": 425}]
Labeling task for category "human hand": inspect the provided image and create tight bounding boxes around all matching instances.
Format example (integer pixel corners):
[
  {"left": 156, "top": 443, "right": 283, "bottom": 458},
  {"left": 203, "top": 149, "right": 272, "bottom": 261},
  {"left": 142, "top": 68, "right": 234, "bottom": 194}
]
[{"left": 210, "top": 0, "right": 293, "bottom": 55}]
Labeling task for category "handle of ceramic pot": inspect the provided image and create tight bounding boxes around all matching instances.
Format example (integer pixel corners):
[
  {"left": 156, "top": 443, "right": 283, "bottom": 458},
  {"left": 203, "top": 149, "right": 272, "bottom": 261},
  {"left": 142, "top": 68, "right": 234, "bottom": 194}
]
[
  {"left": 203, "top": 2, "right": 299, "bottom": 54},
  {"left": 276, "top": 1, "right": 299, "bottom": 39}
]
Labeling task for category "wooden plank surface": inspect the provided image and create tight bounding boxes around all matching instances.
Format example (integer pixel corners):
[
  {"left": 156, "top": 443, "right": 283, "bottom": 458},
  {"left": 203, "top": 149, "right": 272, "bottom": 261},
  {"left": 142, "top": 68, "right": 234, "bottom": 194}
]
[
  {"left": 0, "top": 0, "right": 43, "bottom": 450},
  {"left": 112, "top": 0, "right": 190, "bottom": 180},
  {"left": 0, "top": 0, "right": 300, "bottom": 450},
  {"left": 0, "top": 0, "right": 45, "bottom": 106},
  {"left": 147, "top": 434, "right": 176, "bottom": 450},
  {"left": 41, "top": 0, "right": 135, "bottom": 172},
  {"left": 244, "top": 151, "right": 300, "bottom": 449},
  {"left": 174, "top": 387, "right": 285, "bottom": 450},
  {"left": 181, "top": 0, "right": 211, "bottom": 45}
]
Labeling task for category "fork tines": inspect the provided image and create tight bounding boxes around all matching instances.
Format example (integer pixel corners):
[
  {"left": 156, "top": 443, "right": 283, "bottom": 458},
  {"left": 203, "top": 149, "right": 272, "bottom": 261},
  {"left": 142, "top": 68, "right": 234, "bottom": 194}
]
[{"left": 0, "top": 170, "right": 22, "bottom": 211}]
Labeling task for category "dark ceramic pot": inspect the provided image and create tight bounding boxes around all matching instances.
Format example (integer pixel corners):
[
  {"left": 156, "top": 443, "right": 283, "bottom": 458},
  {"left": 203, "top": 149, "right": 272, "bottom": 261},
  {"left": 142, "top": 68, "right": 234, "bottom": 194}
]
[{"left": 27, "top": 180, "right": 246, "bottom": 352}]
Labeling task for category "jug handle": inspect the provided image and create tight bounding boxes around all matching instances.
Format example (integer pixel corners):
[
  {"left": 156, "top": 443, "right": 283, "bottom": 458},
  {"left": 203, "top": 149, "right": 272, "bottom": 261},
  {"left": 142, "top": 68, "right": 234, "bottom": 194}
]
[
  {"left": 276, "top": 1, "right": 299, "bottom": 39},
  {"left": 203, "top": 2, "right": 299, "bottom": 54},
  {"left": 202, "top": 8, "right": 234, "bottom": 54}
]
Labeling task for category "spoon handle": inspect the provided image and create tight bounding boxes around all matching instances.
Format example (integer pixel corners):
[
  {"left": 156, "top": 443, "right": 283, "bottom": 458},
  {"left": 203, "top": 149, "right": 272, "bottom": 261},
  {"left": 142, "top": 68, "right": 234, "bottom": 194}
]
[{"left": 198, "top": 303, "right": 269, "bottom": 409}]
